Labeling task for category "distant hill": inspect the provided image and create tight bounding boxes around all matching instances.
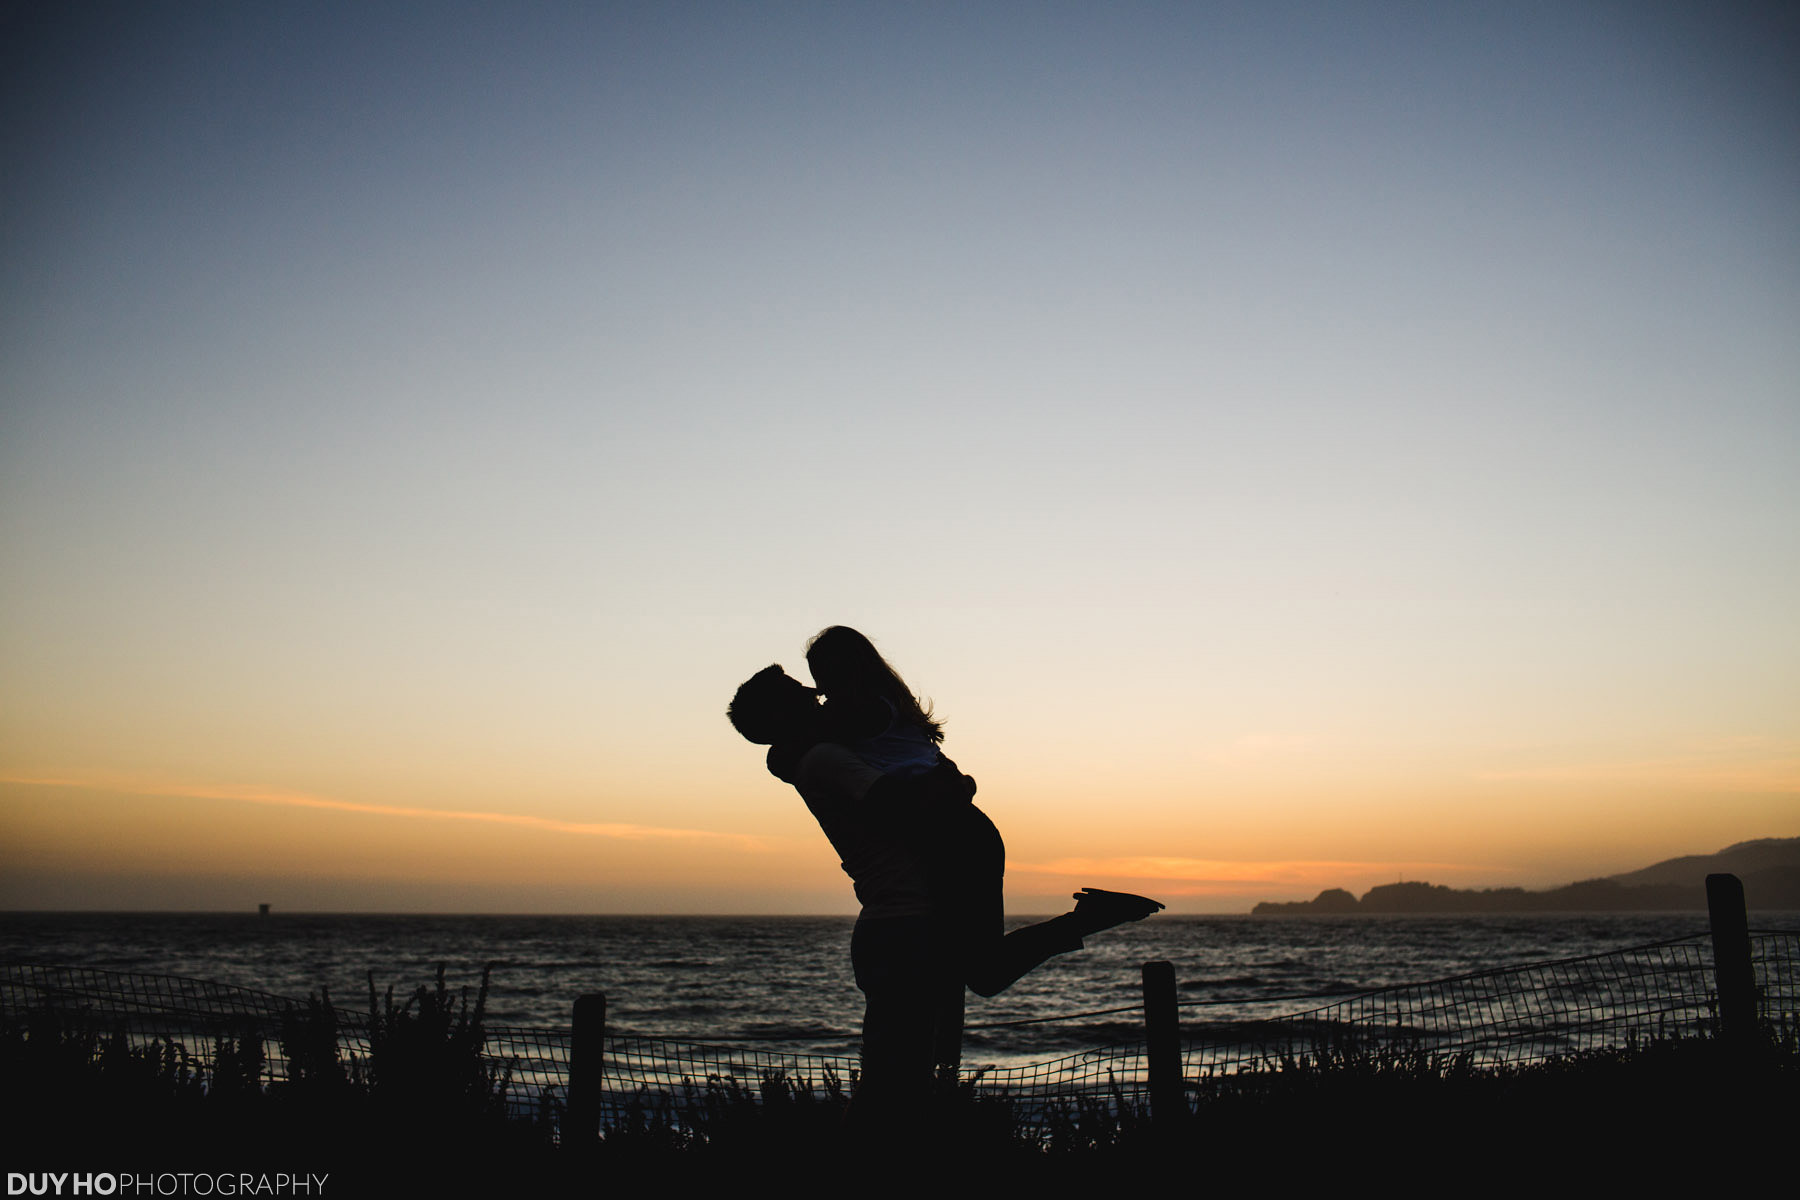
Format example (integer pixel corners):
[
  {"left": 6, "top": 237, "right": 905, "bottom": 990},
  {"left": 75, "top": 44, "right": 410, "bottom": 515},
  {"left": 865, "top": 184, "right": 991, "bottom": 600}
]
[
  {"left": 1603, "top": 838, "right": 1800, "bottom": 888},
  {"left": 1252, "top": 837, "right": 1800, "bottom": 914}
]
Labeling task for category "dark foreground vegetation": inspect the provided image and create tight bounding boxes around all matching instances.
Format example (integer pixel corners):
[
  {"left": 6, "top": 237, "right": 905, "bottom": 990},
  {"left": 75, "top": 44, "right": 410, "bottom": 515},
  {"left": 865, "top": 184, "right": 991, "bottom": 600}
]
[{"left": 5, "top": 971, "right": 1794, "bottom": 1191}]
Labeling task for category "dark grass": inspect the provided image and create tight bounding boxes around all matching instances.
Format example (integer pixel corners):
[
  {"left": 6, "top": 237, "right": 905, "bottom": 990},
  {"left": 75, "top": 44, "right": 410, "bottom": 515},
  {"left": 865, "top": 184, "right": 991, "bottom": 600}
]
[{"left": 5, "top": 973, "right": 1795, "bottom": 1190}]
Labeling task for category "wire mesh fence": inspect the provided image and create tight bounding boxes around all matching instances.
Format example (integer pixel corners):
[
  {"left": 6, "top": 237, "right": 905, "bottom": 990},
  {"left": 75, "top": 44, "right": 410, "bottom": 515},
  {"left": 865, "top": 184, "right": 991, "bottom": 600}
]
[
  {"left": 1178, "top": 935, "right": 1740, "bottom": 1075},
  {"left": 5, "top": 928, "right": 1795, "bottom": 1141}
]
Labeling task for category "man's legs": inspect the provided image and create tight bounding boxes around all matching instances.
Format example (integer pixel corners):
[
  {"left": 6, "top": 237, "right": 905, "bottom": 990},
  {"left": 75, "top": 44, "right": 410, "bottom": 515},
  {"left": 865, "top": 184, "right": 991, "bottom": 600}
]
[{"left": 850, "top": 915, "right": 941, "bottom": 1125}]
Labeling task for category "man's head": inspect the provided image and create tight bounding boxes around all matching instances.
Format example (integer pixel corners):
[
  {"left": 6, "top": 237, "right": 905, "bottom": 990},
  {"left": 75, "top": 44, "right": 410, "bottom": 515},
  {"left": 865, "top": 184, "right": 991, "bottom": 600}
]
[{"left": 727, "top": 665, "right": 821, "bottom": 745}]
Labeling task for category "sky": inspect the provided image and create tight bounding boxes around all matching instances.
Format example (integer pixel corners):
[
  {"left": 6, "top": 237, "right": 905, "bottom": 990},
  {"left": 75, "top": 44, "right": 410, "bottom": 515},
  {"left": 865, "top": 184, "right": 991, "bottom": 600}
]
[{"left": 1, "top": 1, "right": 1795, "bottom": 913}]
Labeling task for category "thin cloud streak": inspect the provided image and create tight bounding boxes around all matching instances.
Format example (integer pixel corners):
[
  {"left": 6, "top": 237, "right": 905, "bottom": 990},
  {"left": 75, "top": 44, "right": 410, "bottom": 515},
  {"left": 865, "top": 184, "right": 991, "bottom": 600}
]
[{"left": 3, "top": 775, "right": 771, "bottom": 850}]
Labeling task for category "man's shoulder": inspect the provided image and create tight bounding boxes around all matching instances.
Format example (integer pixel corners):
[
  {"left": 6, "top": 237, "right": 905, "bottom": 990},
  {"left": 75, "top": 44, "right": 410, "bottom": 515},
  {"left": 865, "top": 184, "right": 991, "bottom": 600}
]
[
  {"left": 796, "top": 740, "right": 869, "bottom": 778},
  {"left": 794, "top": 741, "right": 881, "bottom": 802}
]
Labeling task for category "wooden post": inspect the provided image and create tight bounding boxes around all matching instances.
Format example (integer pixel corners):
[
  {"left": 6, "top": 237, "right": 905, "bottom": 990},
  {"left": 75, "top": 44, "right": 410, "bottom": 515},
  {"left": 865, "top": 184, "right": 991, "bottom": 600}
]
[
  {"left": 1142, "top": 960, "right": 1184, "bottom": 1126},
  {"left": 568, "top": 992, "right": 606, "bottom": 1142},
  {"left": 1705, "top": 874, "right": 1755, "bottom": 1048}
]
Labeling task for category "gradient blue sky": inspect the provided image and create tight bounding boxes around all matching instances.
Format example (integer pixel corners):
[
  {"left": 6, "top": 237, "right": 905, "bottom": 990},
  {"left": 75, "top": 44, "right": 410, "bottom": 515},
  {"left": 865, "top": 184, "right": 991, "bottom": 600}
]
[{"left": 2, "top": 1, "right": 1795, "bottom": 912}]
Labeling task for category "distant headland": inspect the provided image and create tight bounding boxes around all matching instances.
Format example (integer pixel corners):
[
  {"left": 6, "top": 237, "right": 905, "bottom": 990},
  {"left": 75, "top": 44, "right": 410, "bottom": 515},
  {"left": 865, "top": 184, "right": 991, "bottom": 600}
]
[{"left": 1253, "top": 837, "right": 1800, "bottom": 914}]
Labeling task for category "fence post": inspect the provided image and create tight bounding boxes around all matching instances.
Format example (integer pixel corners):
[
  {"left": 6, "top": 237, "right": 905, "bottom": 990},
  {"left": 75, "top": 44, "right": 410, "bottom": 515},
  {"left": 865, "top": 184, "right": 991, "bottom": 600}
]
[
  {"left": 1705, "top": 874, "right": 1755, "bottom": 1048},
  {"left": 568, "top": 992, "right": 606, "bottom": 1142},
  {"left": 1142, "top": 960, "right": 1184, "bottom": 1127}
]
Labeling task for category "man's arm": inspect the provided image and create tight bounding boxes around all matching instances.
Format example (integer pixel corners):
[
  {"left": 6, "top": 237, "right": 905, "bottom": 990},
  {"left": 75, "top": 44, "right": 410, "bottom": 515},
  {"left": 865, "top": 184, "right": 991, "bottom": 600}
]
[
  {"left": 864, "top": 764, "right": 975, "bottom": 818},
  {"left": 789, "top": 744, "right": 974, "bottom": 825},
  {"left": 788, "top": 741, "right": 887, "bottom": 801}
]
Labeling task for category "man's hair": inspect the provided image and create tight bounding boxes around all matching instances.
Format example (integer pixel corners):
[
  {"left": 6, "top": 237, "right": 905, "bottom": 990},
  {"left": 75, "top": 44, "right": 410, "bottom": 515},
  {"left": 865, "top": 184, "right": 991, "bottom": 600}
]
[{"left": 727, "top": 664, "right": 809, "bottom": 745}]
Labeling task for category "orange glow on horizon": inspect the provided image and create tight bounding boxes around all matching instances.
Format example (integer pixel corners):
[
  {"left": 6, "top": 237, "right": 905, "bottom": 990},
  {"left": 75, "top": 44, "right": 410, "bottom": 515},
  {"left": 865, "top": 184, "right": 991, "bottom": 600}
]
[{"left": 1007, "top": 856, "right": 1505, "bottom": 897}]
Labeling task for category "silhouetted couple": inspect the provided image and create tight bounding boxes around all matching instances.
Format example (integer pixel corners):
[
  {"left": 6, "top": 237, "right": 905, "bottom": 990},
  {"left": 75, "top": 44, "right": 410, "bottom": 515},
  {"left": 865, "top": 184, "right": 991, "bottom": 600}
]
[{"left": 728, "top": 626, "right": 1162, "bottom": 1123}]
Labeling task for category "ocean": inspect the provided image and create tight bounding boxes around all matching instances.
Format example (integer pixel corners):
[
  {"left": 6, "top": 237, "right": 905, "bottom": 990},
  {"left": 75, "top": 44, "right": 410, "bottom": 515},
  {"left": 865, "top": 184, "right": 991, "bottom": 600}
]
[{"left": 0, "top": 910, "right": 1755, "bottom": 1066}]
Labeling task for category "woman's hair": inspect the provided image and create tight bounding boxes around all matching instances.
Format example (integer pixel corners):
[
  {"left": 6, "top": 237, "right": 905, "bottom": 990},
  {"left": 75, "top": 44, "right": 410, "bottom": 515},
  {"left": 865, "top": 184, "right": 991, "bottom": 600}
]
[{"left": 805, "top": 626, "right": 943, "bottom": 743}]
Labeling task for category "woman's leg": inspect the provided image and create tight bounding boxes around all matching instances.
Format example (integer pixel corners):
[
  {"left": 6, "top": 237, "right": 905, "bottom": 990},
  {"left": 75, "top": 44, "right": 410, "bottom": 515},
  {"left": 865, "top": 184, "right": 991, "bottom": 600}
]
[
  {"left": 945, "top": 809, "right": 1086, "bottom": 998},
  {"left": 946, "top": 809, "right": 1162, "bottom": 998}
]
